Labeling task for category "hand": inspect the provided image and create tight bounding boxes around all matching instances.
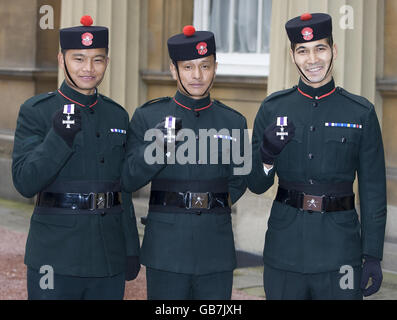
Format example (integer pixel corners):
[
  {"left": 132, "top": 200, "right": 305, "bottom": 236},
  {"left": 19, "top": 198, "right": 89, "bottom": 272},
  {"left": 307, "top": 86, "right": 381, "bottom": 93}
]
[
  {"left": 360, "top": 255, "right": 383, "bottom": 297},
  {"left": 125, "top": 256, "right": 141, "bottom": 281},
  {"left": 260, "top": 120, "right": 295, "bottom": 165},
  {"left": 52, "top": 107, "right": 82, "bottom": 147}
]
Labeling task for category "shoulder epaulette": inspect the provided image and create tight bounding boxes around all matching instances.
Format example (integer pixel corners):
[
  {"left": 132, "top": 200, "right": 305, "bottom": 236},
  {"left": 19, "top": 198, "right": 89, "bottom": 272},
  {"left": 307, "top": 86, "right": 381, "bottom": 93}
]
[
  {"left": 213, "top": 99, "right": 245, "bottom": 118},
  {"left": 99, "top": 94, "right": 125, "bottom": 110},
  {"left": 336, "top": 87, "right": 373, "bottom": 110},
  {"left": 263, "top": 86, "right": 297, "bottom": 103},
  {"left": 24, "top": 91, "right": 56, "bottom": 107},
  {"left": 140, "top": 96, "right": 171, "bottom": 108}
]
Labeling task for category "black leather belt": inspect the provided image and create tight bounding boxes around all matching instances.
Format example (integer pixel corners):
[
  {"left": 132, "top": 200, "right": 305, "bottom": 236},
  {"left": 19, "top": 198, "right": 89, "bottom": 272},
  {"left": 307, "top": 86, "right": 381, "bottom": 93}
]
[
  {"left": 275, "top": 187, "right": 355, "bottom": 213},
  {"left": 36, "top": 191, "right": 121, "bottom": 211},
  {"left": 149, "top": 191, "right": 230, "bottom": 211}
]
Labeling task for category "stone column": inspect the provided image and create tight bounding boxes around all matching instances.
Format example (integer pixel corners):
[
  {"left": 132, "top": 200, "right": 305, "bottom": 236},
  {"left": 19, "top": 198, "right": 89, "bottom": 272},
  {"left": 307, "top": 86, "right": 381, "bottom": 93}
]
[{"left": 0, "top": 0, "right": 60, "bottom": 202}]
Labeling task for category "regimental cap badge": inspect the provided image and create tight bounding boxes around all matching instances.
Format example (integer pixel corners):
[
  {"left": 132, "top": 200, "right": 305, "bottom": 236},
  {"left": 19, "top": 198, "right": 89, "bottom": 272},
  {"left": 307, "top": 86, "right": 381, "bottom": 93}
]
[
  {"left": 301, "top": 27, "right": 314, "bottom": 41},
  {"left": 196, "top": 42, "right": 208, "bottom": 55},
  {"left": 82, "top": 32, "right": 94, "bottom": 46}
]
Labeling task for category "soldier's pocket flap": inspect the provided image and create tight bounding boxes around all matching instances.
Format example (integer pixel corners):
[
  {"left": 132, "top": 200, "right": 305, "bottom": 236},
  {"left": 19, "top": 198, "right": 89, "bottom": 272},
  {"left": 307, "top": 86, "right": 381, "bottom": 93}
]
[
  {"left": 324, "top": 128, "right": 361, "bottom": 145},
  {"left": 109, "top": 132, "right": 127, "bottom": 147},
  {"left": 32, "top": 213, "right": 77, "bottom": 228}
]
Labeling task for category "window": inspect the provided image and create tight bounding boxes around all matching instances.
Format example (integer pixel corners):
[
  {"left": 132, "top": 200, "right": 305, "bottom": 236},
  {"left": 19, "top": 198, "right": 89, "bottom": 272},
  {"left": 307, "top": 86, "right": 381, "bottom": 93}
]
[{"left": 193, "top": 0, "right": 272, "bottom": 76}]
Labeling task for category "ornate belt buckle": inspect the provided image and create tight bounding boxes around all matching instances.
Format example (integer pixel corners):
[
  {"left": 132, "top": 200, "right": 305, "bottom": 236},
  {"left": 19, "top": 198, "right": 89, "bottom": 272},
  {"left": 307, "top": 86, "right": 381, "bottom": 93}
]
[
  {"left": 187, "top": 192, "right": 210, "bottom": 209},
  {"left": 96, "top": 193, "right": 106, "bottom": 209},
  {"left": 302, "top": 194, "right": 324, "bottom": 212},
  {"left": 89, "top": 192, "right": 107, "bottom": 210},
  {"left": 89, "top": 193, "right": 97, "bottom": 210}
]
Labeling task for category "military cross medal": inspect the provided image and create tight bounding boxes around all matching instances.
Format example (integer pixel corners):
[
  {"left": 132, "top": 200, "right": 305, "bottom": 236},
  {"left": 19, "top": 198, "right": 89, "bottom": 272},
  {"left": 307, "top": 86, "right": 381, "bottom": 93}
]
[
  {"left": 164, "top": 116, "right": 176, "bottom": 158},
  {"left": 164, "top": 116, "right": 176, "bottom": 144},
  {"left": 276, "top": 116, "right": 288, "bottom": 140},
  {"left": 62, "top": 104, "right": 75, "bottom": 129}
]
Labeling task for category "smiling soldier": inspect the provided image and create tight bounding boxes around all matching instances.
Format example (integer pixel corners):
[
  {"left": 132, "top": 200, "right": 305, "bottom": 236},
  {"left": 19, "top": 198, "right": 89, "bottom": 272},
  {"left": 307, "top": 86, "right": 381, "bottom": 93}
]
[
  {"left": 247, "top": 13, "right": 386, "bottom": 300},
  {"left": 123, "top": 26, "right": 247, "bottom": 300},
  {"left": 12, "top": 16, "right": 140, "bottom": 300}
]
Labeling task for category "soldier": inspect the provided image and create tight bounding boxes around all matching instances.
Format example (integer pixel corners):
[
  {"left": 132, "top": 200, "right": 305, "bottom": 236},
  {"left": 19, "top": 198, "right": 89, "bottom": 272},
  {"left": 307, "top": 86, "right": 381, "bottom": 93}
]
[
  {"left": 123, "top": 26, "right": 247, "bottom": 300},
  {"left": 247, "top": 13, "right": 386, "bottom": 300},
  {"left": 12, "top": 15, "right": 140, "bottom": 300}
]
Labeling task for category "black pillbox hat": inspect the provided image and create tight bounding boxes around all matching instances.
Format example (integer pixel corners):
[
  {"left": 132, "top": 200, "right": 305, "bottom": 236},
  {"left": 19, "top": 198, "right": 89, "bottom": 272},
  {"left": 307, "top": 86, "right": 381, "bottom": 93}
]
[
  {"left": 167, "top": 25, "right": 216, "bottom": 62},
  {"left": 285, "top": 13, "right": 332, "bottom": 43},
  {"left": 60, "top": 15, "right": 108, "bottom": 50}
]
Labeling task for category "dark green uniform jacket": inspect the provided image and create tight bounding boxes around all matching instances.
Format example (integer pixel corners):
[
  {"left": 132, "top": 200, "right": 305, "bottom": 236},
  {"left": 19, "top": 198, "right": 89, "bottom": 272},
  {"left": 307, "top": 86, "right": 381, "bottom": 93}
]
[
  {"left": 12, "top": 81, "right": 140, "bottom": 277},
  {"left": 247, "top": 78, "right": 387, "bottom": 274},
  {"left": 123, "top": 91, "right": 247, "bottom": 275}
]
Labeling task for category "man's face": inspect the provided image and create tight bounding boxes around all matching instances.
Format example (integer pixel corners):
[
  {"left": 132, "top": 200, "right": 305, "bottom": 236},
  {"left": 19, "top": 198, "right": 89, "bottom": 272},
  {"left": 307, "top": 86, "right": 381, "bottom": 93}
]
[
  {"left": 290, "top": 38, "right": 337, "bottom": 87},
  {"left": 170, "top": 55, "right": 218, "bottom": 99},
  {"left": 58, "top": 48, "right": 109, "bottom": 94}
]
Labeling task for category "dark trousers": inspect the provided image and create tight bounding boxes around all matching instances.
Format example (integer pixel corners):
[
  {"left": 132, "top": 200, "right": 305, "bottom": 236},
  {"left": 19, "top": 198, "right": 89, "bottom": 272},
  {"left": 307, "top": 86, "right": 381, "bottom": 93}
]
[
  {"left": 146, "top": 267, "right": 233, "bottom": 300},
  {"left": 263, "top": 264, "right": 363, "bottom": 300},
  {"left": 27, "top": 267, "right": 125, "bottom": 300}
]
